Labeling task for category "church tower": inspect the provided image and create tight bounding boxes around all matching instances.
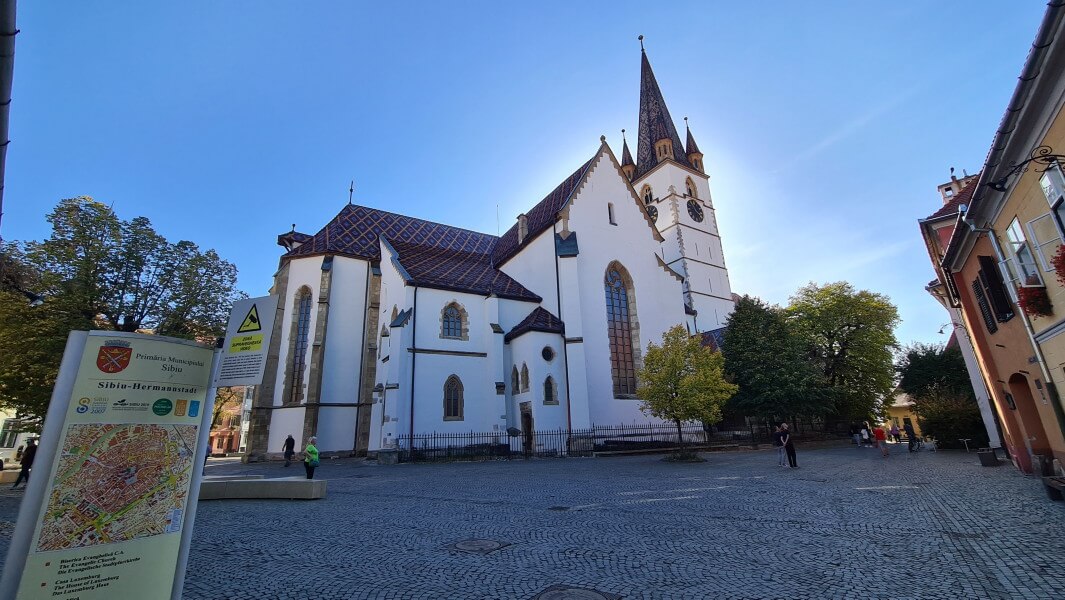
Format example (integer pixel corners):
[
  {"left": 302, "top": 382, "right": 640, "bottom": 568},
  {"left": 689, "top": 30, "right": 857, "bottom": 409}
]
[{"left": 632, "top": 43, "right": 734, "bottom": 332}]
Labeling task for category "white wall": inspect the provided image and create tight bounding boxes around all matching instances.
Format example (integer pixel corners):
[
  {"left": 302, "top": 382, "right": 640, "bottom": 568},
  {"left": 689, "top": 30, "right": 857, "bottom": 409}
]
[
  {"left": 509, "top": 331, "right": 568, "bottom": 430},
  {"left": 320, "top": 257, "right": 369, "bottom": 406},
  {"left": 498, "top": 229, "right": 558, "bottom": 315},
  {"left": 268, "top": 406, "right": 305, "bottom": 452}
]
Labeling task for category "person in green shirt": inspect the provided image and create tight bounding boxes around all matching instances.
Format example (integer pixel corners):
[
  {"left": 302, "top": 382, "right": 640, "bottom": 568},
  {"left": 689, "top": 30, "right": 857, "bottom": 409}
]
[{"left": 303, "top": 436, "right": 320, "bottom": 479}]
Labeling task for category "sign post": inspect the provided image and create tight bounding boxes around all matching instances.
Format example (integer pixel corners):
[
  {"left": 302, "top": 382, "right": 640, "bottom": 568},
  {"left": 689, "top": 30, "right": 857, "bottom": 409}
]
[
  {"left": 215, "top": 295, "right": 278, "bottom": 388},
  {"left": 0, "top": 331, "right": 215, "bottom": 600}
]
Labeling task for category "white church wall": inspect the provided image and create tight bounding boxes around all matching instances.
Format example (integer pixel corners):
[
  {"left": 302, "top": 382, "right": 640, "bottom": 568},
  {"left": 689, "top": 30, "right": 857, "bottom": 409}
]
[
  {"left": 412, "top": 353, "right": 499, "bottom": 434},
  {"left": 508, "top": 331, "right": 568, "bottom": 431},
  {"left": 320, "top": 257, "right": 369, "bottom": 406},
  {"left": 414, "top": 287, "right": 488, "bottom": 353},
  {"left": 316, "top": 406, "right": 358, "bottom": 453},
  {"left": 499, "top": 299, "right": 540, "bottom": 332},
  {"left": 271, "top": 256, "right": 326, "bottom": 407},
  {"left": 269, "top": 406, "right": 306, "bottom": 451},
  {"left": 564, "top": 152, "right": 687, "bottom": 426},
  {"left": 498, "top": 229, "right": 558, "bottom": 315}
]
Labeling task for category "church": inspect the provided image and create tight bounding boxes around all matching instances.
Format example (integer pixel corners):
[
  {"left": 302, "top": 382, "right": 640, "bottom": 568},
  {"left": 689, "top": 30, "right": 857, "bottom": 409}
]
[{"left": 244, "top": 47, "right": 736, "bottom": 458}]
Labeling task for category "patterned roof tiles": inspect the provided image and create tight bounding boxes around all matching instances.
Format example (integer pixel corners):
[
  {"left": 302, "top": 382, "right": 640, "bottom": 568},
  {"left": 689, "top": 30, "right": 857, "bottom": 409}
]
[
  {"left": 388, "top": 239, "right": 541, "bottom": 302},
  {"left": 490, "top": 153, "right": 597, "bottom": 267},
  {"left": 504, "top": 307, "right": 565, "bottom": 343},
  {"left": 635, "top": 51, "right": 694, "bottom": 178}
]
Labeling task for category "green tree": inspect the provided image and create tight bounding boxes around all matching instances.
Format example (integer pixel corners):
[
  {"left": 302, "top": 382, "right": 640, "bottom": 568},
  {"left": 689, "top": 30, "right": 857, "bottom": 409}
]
[
  {"left": 637, "top": 325, "right": 738, "bottom": 455},
  {"left": 896, "top": 343, "right": 987, "bottom": 448},
  {"left": 721, "top": 295, "right": 828, "bottom": 419},
  {"left": 786, "top": 282, "right": 900, "bottom": 421},
  {"left": 26, "top": 196, "right": 244, "bottom": 337}
]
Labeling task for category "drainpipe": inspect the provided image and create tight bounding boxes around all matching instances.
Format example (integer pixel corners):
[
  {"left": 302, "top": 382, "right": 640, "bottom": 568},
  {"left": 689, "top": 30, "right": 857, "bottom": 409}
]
[{"left": 408, "top": 287, "right": 418, "bottom": 442}]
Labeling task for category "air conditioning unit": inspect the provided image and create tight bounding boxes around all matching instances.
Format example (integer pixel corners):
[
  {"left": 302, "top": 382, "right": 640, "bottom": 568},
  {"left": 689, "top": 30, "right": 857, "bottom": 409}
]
[{"left": 1040, "top": 162, "right": 1065, "bottom": 208}]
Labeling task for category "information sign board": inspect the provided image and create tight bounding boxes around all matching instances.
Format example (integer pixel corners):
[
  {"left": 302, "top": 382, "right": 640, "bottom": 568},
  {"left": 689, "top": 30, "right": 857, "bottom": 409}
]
[{"left": 215, "top": 295, "right": 279, "bottom": 387}]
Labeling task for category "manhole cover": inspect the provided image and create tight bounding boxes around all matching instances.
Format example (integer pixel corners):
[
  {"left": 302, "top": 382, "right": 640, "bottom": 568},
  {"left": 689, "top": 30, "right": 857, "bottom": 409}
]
[
  {"left": 449, "top": 539, "right": 510, "bottom": 554},
  {"left": 531, "top": 585, "right": 621, "bottom": 600}
]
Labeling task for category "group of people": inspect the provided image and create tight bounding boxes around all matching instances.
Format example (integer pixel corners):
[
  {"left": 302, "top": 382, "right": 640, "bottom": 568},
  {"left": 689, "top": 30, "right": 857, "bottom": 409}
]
[
  {"left": 850, "top": 421, "right": 920, "bottom": 458},
  {"left": 281, "top": 434, "right": 319, "bottom": 479},
  {"left": 772, "top": 423, "right": 798, "bottom": 468}
]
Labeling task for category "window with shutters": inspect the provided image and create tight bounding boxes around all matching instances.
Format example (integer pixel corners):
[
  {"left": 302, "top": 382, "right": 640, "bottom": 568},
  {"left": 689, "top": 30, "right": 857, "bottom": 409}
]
[
  {"left": 977, "top": 256, "right": 1015, "bottom": 322},
  {"left": 1027, "top": 213, "right": 1062, "bottom": 271},
  {"left": 972, "top": 278, "right": 998, "bottom": 334}
]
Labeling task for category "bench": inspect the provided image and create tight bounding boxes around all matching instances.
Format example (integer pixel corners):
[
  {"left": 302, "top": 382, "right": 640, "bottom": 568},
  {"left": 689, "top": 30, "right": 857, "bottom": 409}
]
[
  {"left": 1042, "top": 476, "right": 1065, "bottom": 502},
  {"left": 199, "top": 476, "right": 327, "bottom": 500}
]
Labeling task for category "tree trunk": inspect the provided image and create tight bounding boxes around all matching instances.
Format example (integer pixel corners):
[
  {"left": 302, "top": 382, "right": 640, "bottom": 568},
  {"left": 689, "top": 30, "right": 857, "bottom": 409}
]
[{"left": 675, "top": 419, "right": 684, "bottom": 454}]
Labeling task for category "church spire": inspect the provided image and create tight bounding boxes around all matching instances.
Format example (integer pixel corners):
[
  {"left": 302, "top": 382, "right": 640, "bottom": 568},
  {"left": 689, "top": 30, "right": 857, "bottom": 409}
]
[
  {"left": 620, "top": 128, "right": 635, "bottom": 181},
  {"left": 684, "top": 117, "right": 704, "bottom": 173},
  {"left": 635, "top": 39, "right": 691, "bottom": 179}
]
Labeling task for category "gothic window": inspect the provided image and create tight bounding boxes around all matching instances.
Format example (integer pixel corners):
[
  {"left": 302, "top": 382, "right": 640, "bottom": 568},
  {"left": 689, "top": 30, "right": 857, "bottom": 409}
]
[
  {"left": 608, "top": 203, "right": 617, "bottom": 225},
  {"left": 641, "top": 185, "right": 654, "bottom": 205},
  {"left": 685, "top": 177, "right": 697, "bottom": 199},
  {"left": 521, "top": 363, "right": 530, "bottom": 392},
  {"left": 604, "top": 263, "right": 638, "bottom": 396},
  {"left": 443, "top": 375, "right": 463, "bottom": 421},
  {"left": 441, "top": 303, "right": 463, "bottom": 338},
  {"left": 287, "top": 287, "right": 313, "bottom": 403},
  {"left": 511, "top": 366, "right": 520, "bottom": 394},
  {"left": 544, "top": 376, "right": 558, "bottom": 405}
]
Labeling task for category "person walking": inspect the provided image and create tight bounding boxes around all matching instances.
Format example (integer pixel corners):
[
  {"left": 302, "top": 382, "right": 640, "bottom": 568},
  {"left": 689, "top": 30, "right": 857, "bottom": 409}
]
[
  {"left": 781, "top": 423, "right": 798, "bottom": 468},
  {"left": 772, "top": 426, "right": 787, "bottom": 467},
  {"left": 12, "top": 438, "right": 37, "bottom": 489},
  {"left": 303, "top": 436, "right": 320, "bottom": 480},
  {"left": 873, "top": 426, "right": 889, "bottom": 457},
  {"left": 282, "top": 434, "right": 296, "bottom": 467},
  {"left": 904, "top": 422, "right": 918, "bottom": 453},
  {"left": 860, "top": 426, "right": 870, "bottom": 447},
  {"left": 850, "top": 424, "right": 862, "bottom": 448},
  {"left": 890, "top": 423, "right": 901, "bottom": 444}
]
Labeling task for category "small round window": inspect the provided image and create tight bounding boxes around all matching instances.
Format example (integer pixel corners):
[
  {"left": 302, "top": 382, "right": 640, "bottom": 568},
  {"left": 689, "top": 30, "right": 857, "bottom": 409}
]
[{"left": 542, "top": 346, "right": 555, "bottom": 361}]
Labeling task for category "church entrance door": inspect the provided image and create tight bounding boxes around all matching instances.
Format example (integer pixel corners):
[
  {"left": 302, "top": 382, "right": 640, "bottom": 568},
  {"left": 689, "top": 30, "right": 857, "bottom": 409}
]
[{"left": 520, "top": 403, "right": 534, "bottom": 458}]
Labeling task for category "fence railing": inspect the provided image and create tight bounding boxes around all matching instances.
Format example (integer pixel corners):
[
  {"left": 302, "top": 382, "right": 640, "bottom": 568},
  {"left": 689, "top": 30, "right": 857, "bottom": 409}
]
[{"left": 395, "top": 418, "right": 847, "bottom": 463}]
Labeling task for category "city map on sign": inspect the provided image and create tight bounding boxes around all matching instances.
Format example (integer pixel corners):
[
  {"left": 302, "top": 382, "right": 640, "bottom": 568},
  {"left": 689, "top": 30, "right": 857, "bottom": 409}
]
[{"left": 36, "top": 423, "right": 198, "bottom": 552}]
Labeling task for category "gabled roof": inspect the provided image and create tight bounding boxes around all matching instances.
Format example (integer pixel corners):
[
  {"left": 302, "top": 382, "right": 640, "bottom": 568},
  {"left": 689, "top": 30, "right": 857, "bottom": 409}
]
[
  {"left": 387, "top": 238, "right": 540, "bottom": 302},
  {"left": 635, "top": 50, "right": 694, "bottom": 178},
  {"left": 925, "top": 177, "right": 978, "bottom": 221},
  {"left": 285, "top": 204, "right": 496, "bottom": 262},
  {"left": 490, "top": 153, "right": 597, "bottom": 267},
  {"left": 504, "top": 307, "right": 564, "bottom": 343}
]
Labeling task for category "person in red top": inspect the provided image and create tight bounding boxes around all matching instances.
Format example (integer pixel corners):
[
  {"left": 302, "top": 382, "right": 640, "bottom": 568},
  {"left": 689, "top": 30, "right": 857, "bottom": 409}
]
[{"left": 873, "top": 426, "right": 889, "bottom": 457}]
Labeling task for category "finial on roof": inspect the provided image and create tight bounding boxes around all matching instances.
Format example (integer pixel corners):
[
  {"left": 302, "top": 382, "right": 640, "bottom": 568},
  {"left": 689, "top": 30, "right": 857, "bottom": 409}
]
[
  {"left": 600, "top": 134, "right": 606, "bottom": 143},
  {"left": 291, "top": 223, "right": 296, "bottom": 232},
  {"left": 621, "top": 128, "right": 627, "bottom": 141},
  {"left": 638, "top": 35, "right": 644, "bottom": 52},
  {"left": 348, "top": 180, "right": 354, "bottom": 205},
  {"left": 684, "top": 116, "right": 689, "bottom": 131}
]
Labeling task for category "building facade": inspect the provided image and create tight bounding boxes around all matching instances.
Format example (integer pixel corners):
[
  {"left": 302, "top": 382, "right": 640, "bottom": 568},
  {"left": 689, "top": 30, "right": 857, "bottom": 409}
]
[{"left": 245, "top": 49, "right": 735, "bottom": 459}]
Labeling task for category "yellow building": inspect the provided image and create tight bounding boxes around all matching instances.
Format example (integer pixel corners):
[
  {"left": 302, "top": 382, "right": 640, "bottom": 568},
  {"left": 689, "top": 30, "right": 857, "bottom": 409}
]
[{"left": 883, "top": 392, "right": 921, "bottom": 438}]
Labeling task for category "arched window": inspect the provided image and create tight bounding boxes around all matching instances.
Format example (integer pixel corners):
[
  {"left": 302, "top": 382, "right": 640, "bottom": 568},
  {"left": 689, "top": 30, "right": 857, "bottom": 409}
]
[
  {"left": 641, "top": 185, "right": 654, "bottom": 205},
  {"left": 544, "top": 376, "right": 558, "bottom": 405},
  {"left": 511, "top": 366, "right": 520, "bottom": 394},
  {"left": 287, "top": 287, "right": 313, "bottom": 403},
  {"left": 521, "top": 363, "right": 530, "bottom": 392},
  {"left": 443, "top": 375, "right": 463, "bottom": 421},
  {"left": 604, "top": 263, "right": 638, "bottom": 395},
  {"left": 685, "top": 177, "right": 697, "bottom": 199},
  {"left": 440, "top": 302, "right": 468, "bottom": 340}
]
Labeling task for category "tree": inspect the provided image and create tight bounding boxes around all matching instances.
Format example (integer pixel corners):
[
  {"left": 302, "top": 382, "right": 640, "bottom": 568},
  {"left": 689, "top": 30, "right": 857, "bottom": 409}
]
[
  {"left": 637, "top": 325, "right": 738, "bottom": 455},
  {"left": 786, "top": 282, "right": 899, "bottom": 421},
  {"left": 896, "top": 343, "right": 987, "bottom": 448},
  {"left": 212, "top": 387, "right": 243, "bottom": 429},
  {"left": 26, "top": 197, "right": 245, "bottom": 337},
  {"left": 721, "top": 295, "right": 828, "bottom": 419}
]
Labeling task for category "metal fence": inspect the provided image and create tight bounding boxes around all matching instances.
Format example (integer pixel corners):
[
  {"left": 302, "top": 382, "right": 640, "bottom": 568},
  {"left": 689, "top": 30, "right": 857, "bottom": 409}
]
[{"left": 395, "top": 418, "right": 847, "bottom": 463}]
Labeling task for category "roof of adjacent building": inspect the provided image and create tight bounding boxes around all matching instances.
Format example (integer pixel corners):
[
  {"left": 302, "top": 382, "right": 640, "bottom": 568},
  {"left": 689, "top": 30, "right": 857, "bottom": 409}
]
[
  {"left": 504, "top": 306, "right": 565, "bottom": 343},
  {"left": 387, "top": 238, "right": 541, "bottom": 302},
  {"left": 925, "top": 177, "right": 979, "bottom": 221},
  {"left": 698, "top": 327, "right": 727, "bottom": 351},
  {"left": 490, "top": 153, "right": 597, "bottom": 267},
  {"left": 635, "top": 50, "right": 695, "bottom": 179}
]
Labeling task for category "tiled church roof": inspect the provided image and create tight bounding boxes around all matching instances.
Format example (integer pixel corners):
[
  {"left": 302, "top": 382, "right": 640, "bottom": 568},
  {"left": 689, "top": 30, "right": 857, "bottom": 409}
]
[
  {"left": 286, "top": 204, "right": 497, "bottom": 262},
  {"left": 635, "top": 50, "right": 694, "bottom": 178},
  {"left": 504, "top": 307, "right": 565, "bottom": 343},
  {"left": 387, "top": 239, "right": 541, "bottom": 302},
  {"left": 491, "top": 154, "right": 597, "bottom": 267}
]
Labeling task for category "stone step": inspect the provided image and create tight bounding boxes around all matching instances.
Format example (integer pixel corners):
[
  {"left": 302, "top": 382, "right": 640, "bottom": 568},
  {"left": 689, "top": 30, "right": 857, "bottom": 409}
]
[{"left": 199, "top": 477, "right": 327, "bottom": 500}]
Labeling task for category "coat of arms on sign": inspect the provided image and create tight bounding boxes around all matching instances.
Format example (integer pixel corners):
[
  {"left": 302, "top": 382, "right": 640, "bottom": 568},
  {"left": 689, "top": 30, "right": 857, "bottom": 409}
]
[{"left": 97, "top": 340, "right": 133, "bottom": 374}]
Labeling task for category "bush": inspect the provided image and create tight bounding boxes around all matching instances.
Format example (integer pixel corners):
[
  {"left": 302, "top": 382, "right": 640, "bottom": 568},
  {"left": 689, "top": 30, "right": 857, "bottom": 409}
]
[{"left": 918, "top": 399, "right": 988, "bottom": 449}]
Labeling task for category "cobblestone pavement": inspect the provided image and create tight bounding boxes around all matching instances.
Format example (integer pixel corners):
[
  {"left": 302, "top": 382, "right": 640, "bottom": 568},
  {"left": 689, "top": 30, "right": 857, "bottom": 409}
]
[{"left": 2, "top": 444, "right": 1064, "bottom": 599}]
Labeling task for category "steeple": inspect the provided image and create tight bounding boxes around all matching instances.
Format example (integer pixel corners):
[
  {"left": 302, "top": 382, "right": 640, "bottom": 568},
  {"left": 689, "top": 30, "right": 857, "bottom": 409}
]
[
  {"left": 684, "top": 117, "right": 704, "bottom": 173},
  {"left": 620, "top": 128, "right": 635, "bottom": 181},
  {"left": 635, "top": 40, "right": 692, "bottom": 179}
]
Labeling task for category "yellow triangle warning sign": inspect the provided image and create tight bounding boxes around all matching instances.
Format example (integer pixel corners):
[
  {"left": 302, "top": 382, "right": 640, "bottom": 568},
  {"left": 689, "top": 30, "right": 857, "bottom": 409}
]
[{"left": 237, "top": 304, "right": 262, "bottom": 333}]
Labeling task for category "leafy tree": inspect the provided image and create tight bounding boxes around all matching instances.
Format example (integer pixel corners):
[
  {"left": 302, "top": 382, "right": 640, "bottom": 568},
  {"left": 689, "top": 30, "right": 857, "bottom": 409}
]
[
  {"left": 212, "top": 386, "right": 243, "bottom": 429},
  {"left": 637, "top": 325, "right": 738, "bottom": 455},
  {"left": 26, "top": 196, "right": 244, "bottom": 337},
  {"left": 786, "top": 282, "right": 899, "bottom": 421},
  {"left": 896, "top": 343, "right": 987, "bottom": 448},
  {"left": 721, "top": 295, "right": 828, "bottom": 419}
]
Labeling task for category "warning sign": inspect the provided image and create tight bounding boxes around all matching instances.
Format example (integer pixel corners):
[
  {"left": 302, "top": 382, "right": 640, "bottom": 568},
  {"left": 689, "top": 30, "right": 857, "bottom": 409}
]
[
  {"left": 216, "top": 295, "right": 278, "bottom": 387},
  {"left": 237, "top": 304, "right": 262, "bottom": 333}
]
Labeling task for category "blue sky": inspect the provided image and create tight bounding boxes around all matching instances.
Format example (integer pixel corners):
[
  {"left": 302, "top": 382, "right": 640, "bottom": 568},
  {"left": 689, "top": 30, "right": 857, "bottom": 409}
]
[{"left": 1, "top": 1, "right": 1050, "bottom": 347}]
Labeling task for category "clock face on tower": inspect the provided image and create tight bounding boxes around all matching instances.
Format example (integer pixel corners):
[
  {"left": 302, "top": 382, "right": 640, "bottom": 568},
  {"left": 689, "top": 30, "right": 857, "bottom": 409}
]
[
  {"left": 687, "top": 200, "right": 704, "bottom": 222},
  {"left": 647, "top": 205, "right": 658, "bottom": 222}
]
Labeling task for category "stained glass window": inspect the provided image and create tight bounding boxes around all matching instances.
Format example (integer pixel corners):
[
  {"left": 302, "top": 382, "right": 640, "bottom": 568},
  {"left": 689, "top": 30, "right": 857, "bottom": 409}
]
[
  {"left": 444, "top": 375, "right": 463, "bottom": 420},
  {"left": 290, "top": 289, "right": 313, "bottom": 403},
  {"left": 442, "top": 304, "right": 463, "bottom": 338},
  {"left": 605, "top": 266, "right": 637, "bottom": 395}
]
